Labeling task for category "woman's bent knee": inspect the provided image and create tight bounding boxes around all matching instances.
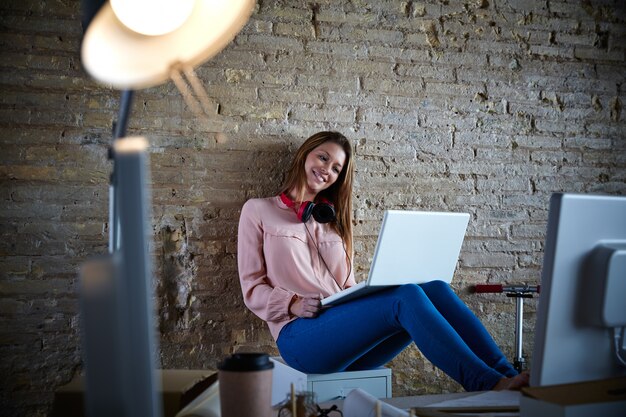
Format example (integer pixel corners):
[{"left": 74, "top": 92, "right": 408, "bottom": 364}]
[
  {"left": 393, "top": 283, "right": 427, "bottom": 301},
  {"left": 421, "top": 279, "right": 451, "bottom": 294}
]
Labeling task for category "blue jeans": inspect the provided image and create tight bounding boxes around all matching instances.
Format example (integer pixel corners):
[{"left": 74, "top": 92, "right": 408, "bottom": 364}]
[{"left": 276, "top": 281, "right": 517, "bottom": 391}]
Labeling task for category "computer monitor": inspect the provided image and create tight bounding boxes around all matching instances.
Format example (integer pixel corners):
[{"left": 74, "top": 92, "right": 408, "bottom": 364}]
[{"left": 530, "top": 193, "right": 626, "bottom": 387}]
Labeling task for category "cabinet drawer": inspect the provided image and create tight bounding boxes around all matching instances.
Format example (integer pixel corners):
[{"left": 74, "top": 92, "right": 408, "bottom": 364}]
[{"left": 310, "top": 376, "right": 389, "bottom": 402}]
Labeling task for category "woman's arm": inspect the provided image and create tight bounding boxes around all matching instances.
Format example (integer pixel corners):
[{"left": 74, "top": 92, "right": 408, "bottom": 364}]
[{"left": 237, "top": 200, "right": 297, "bottom": 322}]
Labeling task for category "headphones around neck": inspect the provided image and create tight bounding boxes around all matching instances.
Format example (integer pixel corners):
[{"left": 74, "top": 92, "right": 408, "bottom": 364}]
[
  {"left": 280, "top": 193, "right": 336, "bottom": 223},
  {"left": 279, "top": 192, "right": 351, "bottom": 290}
]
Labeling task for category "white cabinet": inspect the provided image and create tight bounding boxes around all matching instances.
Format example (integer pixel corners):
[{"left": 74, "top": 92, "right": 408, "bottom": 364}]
[{"left": 270, "top": 356, "right": 392, "bottom": 405}]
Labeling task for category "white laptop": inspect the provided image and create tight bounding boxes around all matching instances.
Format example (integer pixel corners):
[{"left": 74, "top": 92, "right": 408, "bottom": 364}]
[{"left": 321, "top": 210, "right": 470, "bottom": 306}]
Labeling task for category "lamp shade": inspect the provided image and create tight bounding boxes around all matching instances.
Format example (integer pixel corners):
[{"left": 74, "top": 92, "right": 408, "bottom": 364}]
[{"left": 81, "top": 0, "right": 255, "bottom": 90}]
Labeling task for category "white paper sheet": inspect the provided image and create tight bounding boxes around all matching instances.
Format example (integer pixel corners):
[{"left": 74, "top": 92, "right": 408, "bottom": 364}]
[{"left": 343, "top": 388, "right": 409, "bottom": 417}]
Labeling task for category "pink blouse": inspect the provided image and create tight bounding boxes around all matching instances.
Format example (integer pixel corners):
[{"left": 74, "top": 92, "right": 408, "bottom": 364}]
[{"left": 237, "top": 196, "right": 355, "bottom": 340}]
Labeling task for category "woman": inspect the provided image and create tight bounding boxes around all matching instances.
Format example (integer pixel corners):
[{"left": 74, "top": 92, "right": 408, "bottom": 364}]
[{"left": 237, "top": 131, "right": 528, "bottom": 391}]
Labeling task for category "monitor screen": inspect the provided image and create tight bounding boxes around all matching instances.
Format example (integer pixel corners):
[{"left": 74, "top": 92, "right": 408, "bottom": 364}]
[{"left": 530, "top": 193, "right": 626, "bottom": 387}]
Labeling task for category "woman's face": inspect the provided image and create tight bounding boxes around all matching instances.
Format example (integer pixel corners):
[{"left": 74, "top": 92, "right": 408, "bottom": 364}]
[{"left": 303, "top": 142, "right": 347, "bottom": 198}]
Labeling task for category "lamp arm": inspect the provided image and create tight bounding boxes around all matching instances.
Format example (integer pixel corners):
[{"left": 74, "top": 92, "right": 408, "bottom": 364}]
[
  {"left": 114, "top": 89, "right": 134, "bottom": 139},
  {"left": 110, "top": 89, "right": 134, "bottom": 253}
]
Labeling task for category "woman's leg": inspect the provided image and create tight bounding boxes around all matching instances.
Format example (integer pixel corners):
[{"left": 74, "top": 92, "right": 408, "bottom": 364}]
[
  {"left": 277, "top": 285, "right": 504, "bottom": 391},
  {"left": 276, "top": 294, "right": 411, "bottom": 374},
  {"left": 420, "top": 280, "right": 518, "bottom": 377},
  {"left": 344, "top": 331, "right": 412, "bottom": 371}
]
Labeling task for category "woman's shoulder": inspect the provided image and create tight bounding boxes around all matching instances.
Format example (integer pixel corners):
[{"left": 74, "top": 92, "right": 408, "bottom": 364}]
[
  {"left": 240, "top": 196, "right": 288, "bottom": 229},
  {"left": 243, "top": 196, "right": 278, "bottom": 208},
  {"left": 241, "top": 196, "right": 281, "bottom": 216}
]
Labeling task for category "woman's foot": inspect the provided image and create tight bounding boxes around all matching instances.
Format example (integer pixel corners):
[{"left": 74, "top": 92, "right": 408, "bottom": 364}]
[{"left": 492, "top": 371, "right": 530, "bottom": 391}]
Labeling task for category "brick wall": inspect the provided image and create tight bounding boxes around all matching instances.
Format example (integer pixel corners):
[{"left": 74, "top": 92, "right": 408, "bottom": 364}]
[{"left": 1, "top": 0, "right": 625, "bottom": 414}]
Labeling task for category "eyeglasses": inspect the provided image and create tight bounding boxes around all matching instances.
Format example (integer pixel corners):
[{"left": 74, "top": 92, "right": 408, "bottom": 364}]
[
  {"left": 316, "top": 404, "right": 343, "bottom": 417},
  {"left": 277, "top": 404, "right": 343, "bottom": 417},
  {"left": 276, "top": 391, "right": 343, "bottom": 417}
]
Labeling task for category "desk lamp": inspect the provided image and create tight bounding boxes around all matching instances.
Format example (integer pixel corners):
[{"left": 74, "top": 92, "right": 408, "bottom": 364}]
[{"left": 78, "top": 1, "right": 255, "bottom": 416}]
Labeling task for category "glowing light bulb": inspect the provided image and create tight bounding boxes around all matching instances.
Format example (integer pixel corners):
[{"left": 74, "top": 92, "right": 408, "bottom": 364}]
[{"left": 110, "top": 0, "right": 195, "bottom": 36}]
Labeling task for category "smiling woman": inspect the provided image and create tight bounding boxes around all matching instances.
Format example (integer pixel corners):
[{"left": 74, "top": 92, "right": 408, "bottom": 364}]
[
  {"left": 235, "top": 131, "right": 529, "bottom": 392},
  {"left": 237, "top": 131, "right": 355, "bottom": 336}
]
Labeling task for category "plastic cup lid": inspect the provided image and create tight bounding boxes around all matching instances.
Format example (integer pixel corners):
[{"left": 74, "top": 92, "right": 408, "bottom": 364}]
[{"left": 218, "top": 353, "right": 274, "bottom": 372}]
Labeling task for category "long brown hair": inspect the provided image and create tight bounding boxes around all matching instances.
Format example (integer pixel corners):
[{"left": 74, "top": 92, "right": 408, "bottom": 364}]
[{"left": 280, "top": 131, "right": 354, "bottom": 255}]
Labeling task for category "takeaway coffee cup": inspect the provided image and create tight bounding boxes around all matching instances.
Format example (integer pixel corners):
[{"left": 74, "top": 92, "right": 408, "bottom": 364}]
[{"left": 218, "top": 353, "right": 274, "bottom": 417}]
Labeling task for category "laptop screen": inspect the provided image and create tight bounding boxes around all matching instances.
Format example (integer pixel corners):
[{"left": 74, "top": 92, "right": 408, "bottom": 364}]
[{"left": 367, "top": 210, "right": 470, "bottom": 286}]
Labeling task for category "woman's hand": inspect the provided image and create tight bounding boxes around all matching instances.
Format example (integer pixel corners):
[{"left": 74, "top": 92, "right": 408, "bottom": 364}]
[{"left": 289, "top": 294, "right": 322, "bottom": 318}]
